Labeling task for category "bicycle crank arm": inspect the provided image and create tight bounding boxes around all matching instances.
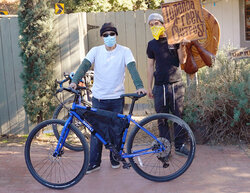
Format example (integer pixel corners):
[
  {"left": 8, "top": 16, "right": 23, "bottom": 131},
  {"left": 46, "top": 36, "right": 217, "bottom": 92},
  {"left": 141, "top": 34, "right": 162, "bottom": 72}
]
[{"left": 121, "top": 158, "right": 131, "bottom": 169}]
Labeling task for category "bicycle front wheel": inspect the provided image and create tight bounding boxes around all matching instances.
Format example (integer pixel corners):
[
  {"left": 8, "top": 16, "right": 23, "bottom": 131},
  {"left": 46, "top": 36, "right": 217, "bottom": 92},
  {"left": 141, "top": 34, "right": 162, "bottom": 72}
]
[
  {"left": 25, "top": 119, "right": 89, "bottom": 189},
  {"left": 127, "top": 113, "right": 195, "bottom": 182}
]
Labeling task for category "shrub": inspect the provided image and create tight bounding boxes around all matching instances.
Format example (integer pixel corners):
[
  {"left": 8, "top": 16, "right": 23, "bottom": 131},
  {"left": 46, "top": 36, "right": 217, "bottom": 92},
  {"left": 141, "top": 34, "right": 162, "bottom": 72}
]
[
  {"left": 18, "top": 0, "right": 58, "bottom": 123},
  {"left": 183, "top": 47, "right": 250, "bottom": 144}
]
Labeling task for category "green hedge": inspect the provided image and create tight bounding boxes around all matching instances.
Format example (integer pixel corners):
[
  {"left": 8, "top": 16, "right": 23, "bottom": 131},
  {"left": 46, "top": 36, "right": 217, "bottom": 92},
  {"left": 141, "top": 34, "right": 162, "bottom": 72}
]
[{"left": 183, "top": 47, "right": 250, "bottom": 144}]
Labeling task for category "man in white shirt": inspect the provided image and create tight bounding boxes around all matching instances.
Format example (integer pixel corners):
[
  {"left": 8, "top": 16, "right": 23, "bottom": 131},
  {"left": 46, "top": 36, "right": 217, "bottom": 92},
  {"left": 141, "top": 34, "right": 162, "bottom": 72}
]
[{"left": 70, "top": 22, "right": 146, "bottom": 173}]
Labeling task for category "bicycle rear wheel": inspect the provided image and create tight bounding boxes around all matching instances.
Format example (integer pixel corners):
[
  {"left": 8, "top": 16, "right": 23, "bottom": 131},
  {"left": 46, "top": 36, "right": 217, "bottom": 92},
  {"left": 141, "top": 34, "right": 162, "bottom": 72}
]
[
  {"left": 127, "top": 113, "right": 195, "bottom": 182},
  {"left": 53, "top": 96, "right": 92, "bottom": 151},
  {"left": 25, "top": 119, "right": 89, "bottom": 189}
]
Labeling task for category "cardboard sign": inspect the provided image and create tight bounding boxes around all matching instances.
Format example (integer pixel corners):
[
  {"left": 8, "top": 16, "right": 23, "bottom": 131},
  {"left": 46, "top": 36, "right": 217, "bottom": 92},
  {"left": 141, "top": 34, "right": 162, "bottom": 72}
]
[
  {"left": 229, "top": 48, "right": 250, "bottom": 59},
  {"left": 161, "top": 0, "right": 207, "bottom": 44}
]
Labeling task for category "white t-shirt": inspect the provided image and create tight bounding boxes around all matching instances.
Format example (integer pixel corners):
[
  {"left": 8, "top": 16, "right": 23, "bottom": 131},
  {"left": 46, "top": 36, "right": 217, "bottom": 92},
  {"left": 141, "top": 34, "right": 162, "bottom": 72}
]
[{"left": 85, "top": 44, "right": 135, "bottom": 99}]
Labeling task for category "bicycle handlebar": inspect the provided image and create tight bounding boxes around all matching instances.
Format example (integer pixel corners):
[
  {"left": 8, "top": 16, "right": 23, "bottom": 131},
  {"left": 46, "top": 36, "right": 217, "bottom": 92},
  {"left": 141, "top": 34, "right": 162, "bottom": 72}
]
[
  {"left": 55, "top": 72, "right": 86, "bottom": 89},
  {"left": 56, "top": 85, "right": 91, "bottom": 94},
  {"left": 56, "top": 87, "right": 80, "bottom": 95},
  {"left": 56, "top": 87, "right": 145, "bottom": 101}
]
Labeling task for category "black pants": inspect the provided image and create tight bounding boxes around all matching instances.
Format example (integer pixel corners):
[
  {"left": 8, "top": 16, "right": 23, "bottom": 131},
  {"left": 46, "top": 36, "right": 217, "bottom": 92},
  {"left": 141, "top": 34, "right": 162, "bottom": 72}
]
[
  {"left": 89, "top": 97, "right": 124, "bottom": 166},
  {"left": 153, "top": 82, "right": 185, "bottom": 148}
]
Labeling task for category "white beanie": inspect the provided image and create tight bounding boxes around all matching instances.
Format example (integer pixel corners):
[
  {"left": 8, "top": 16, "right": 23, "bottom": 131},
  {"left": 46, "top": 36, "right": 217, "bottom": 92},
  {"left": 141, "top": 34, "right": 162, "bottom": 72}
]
[{"left": 147, "top": 13, "right": 164, "bottom": 24}]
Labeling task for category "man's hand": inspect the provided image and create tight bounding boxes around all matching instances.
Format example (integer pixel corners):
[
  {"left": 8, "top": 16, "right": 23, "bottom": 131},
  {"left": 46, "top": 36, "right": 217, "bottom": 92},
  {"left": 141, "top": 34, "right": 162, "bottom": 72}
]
[
  {"left": 180, "top": 38, "right": 191, "bottom": 46},
  {"left": 69, "top": 82, "right": 77, "bottom": 89},
  {"left": 147, "top": 88, "right": 154, "bottom": 99},
  {"left": 178, "top": 38, "right": 190, "bottom": 64},
  {"left": 136, "top": 88, "right": 147, "bottom": 95}
]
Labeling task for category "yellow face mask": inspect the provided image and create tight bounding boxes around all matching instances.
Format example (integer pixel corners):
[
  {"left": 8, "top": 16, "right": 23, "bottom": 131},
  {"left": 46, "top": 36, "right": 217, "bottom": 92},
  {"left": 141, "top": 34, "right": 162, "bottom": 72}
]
[{"left": 150, "top": 26, "right": 165, "bottom": 40}]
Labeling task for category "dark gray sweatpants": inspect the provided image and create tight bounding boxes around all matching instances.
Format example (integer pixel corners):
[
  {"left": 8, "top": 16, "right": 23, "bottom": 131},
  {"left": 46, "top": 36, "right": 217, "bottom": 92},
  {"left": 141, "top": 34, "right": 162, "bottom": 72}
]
[{"left": 153, "top": 81, "right": 185, "bottom": 148}]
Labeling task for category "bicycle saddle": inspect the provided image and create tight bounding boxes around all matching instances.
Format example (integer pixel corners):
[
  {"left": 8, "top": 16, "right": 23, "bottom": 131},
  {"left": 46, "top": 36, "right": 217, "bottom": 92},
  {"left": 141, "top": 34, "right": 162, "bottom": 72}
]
[{"left": 120, "top": 93, "right": 146, "bottom": 100}]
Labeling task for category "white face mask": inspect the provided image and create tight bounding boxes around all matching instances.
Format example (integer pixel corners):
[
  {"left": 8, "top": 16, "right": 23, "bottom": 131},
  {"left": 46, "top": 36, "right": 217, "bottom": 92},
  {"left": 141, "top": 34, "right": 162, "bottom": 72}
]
[{"left": 104, "top": 35, "right": 116, "bottom": 47}]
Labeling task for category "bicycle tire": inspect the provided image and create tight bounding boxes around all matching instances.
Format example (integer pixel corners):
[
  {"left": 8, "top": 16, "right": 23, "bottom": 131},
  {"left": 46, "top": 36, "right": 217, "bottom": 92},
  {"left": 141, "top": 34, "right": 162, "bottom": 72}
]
[
  {"left": 127, "top": 113, "right": 196, "bottom": 182},
  {"left": 53, "top": 96, "right": 92, "bottom": 151},
  {"left": 25, "top": 119, "right": 89, "bottom": 189}
]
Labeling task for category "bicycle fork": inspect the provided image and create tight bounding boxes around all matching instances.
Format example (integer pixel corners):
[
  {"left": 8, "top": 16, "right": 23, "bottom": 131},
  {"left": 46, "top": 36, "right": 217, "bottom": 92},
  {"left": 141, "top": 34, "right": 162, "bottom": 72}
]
[{"left": 53, "top": 116, "right": 73, "bottom": 157}]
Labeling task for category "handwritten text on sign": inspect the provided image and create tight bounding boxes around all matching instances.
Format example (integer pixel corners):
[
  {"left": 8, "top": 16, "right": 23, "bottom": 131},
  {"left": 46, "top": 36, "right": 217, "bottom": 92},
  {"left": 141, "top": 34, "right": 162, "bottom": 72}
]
[{"left": 161, "top": 0, "right": 206, "bottom": 44}]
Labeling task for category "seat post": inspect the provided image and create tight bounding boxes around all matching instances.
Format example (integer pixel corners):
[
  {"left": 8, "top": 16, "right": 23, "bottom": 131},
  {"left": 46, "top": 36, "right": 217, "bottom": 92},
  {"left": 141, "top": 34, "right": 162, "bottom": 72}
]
[{"left": 128, "top": 99, "right": 137, "bottom": 115}]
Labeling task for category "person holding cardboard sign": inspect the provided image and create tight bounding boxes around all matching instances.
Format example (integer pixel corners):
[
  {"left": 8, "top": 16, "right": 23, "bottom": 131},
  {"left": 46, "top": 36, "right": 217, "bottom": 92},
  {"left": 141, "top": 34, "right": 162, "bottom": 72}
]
[{"left": 146, "top": 13, "right": 189, "bottom": 157}]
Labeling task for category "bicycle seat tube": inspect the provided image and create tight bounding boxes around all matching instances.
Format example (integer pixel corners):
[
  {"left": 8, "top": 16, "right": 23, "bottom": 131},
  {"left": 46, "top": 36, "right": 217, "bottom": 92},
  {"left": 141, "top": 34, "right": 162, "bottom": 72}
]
[{"left": 128, "top": 98, "right": 137, "bottom": 115}]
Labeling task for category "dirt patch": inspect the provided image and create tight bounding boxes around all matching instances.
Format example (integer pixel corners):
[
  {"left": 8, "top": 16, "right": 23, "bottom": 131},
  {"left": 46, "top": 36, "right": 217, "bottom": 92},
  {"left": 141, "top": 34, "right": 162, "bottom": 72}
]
[
  {"left": 239, "top": 143, "right": 250, "bottom": 157},
  {"left": 0, "top": 134, "right": 28, "bottom": 146}
]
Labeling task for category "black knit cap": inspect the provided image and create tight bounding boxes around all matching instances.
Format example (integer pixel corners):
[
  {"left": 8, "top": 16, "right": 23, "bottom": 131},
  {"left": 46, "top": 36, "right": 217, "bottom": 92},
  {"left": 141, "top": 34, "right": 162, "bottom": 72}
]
[{"left": 100, "top": 22, "right": 118, "bottom": 36}]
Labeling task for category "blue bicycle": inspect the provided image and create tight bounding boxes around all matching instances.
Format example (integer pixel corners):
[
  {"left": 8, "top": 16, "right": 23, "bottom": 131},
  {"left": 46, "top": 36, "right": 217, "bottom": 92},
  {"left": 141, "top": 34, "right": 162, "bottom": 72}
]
[{"left": 24, "top": 87, "right": 196, "bottom": 189}]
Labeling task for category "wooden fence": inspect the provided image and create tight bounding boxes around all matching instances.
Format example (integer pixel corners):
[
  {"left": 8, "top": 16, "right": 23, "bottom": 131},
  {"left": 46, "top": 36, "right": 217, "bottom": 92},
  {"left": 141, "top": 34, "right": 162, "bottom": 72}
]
[
  {"left": 0, "top": 13, "right": 88, "bottom": 135},
  {"left": 0, "top": 16, "right": 26, "bottom": 135}
]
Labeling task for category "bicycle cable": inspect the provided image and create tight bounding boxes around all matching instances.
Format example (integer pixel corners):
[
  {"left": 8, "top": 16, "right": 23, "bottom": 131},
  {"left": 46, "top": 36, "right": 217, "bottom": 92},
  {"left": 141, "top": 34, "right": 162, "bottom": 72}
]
[
  {"left": 54, "top": 87, "right": 85, "bottom": 112},
  {"left": 54, "top": 91, "right": 71, "bottom": 112}
]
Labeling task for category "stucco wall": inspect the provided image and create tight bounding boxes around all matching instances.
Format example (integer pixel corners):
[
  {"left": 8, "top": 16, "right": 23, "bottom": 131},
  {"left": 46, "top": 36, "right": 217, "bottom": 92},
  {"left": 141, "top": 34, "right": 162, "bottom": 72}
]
[{"left": 203, "top": 0, "right": 241, "bottom": 48}]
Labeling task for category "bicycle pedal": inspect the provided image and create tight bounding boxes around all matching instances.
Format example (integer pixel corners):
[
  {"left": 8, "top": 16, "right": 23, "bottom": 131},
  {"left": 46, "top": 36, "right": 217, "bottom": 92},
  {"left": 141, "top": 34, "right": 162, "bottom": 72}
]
[
  {"left": 121, "top": 159, "right": 131, "bottom": 169},
  {"left": 122, "top": 162, "right": 131, "bottom": 169}
]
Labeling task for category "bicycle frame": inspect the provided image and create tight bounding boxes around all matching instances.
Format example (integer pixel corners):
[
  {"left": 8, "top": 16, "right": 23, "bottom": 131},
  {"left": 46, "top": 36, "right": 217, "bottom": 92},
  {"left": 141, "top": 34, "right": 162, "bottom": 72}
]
[{"left": 53, "top": 100, "right": 166, "bottom": 159}]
